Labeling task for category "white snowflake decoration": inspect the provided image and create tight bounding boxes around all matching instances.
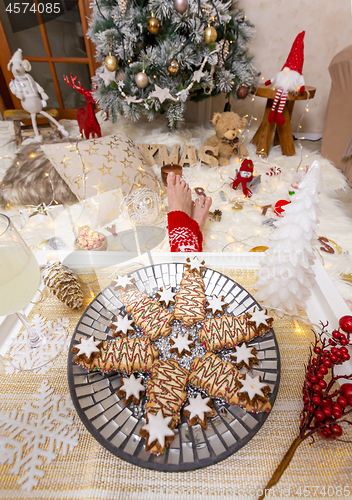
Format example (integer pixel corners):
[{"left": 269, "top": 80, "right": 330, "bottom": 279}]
[
  {"left": 4, "top": 315, "right": 69, "bottom": 374},
  {"left": 0, "top": 380, "right": 79, "bottom": 491}
]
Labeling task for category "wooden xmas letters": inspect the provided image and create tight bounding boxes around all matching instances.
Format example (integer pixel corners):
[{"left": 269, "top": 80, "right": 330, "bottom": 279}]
[{"left": 137, "top": 143, "right": 219, "bottom": 167}]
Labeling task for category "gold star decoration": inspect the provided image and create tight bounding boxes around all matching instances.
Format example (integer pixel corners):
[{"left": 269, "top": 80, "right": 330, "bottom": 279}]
[
  {"left": 123, "top": 147, "right": 135, "bottom": 158},
  {"left": 91, "top": 138, "right": 103, "bottom": 146},
  {"left": 60, "top": 155, "right": 72, "bottom": 168},
  {"left": 103, "top": 151, "right": 117, "bottom": 163},
  {"left": 74, "top": 174, "right": 87, "bottom": 191},
  {"left": 121, "top": 157, "right": 133, "bottom": 169},
  {"left": 92, "top": 179, "right": 107, "bottom": 195},
  {"left": 79, "top": 159, "right": 94, "bottom": 173},
  {"left": 84, "top": 144, "right": 99, "bottom": 155},
  {"left": 117, "top": 171, "right": 129, "bottom": 185},
  {"left": 126, "top": 139, "right": 135, "bottom": 148},
  {"left": 107, "top": 207, "right": 118, "bottom": 220},
  {"left": 106, "top": 140, "right": 121, "bottom": 149},
  {"left": 98, "top": 163, "right": 113, "bottom": 176},
  {"left": 86, "top": 198, "right": 101, "bottom": 213},
  {"left": 64, "top": 143, "right": 77, "bottom": 153}
]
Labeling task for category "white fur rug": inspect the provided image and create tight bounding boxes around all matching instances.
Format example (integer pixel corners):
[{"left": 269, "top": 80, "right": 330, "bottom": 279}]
[{"left": 1, "top": 113, "right": 352, "bottom": 306}]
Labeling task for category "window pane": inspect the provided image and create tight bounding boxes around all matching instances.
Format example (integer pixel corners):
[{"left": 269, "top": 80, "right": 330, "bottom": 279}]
[
  {"left": 55, "top": 63, "right": 91, "bottom": 109},
  {"left": 47, "top": 5, "right": 87, "bottom": 58},
  {"left": 28, "top": 62, "right": 59, "bottom": 108},
  {"left": 0, "top": 1, "right": 47, "bottom": 57}
]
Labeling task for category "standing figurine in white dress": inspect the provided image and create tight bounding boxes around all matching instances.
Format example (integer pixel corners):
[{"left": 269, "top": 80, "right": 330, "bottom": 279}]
[{"left": 7, "top": 48, "right": 69, "bottom": 142}]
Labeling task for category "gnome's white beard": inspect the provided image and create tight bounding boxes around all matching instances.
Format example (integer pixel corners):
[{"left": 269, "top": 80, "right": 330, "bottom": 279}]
[{"left": 272, "top": 70, "right": 305, "bottom": 92}]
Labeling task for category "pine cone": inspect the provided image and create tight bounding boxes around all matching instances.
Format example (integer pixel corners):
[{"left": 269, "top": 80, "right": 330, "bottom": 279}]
[
  {"left": 118, "top": 0, "right": 127, "bottom": 13},
  {"left": 42, "top": 262, "right": 83, "bottom": 310},
  {"left": 218, "top": 40, "right": 230, "bottom": 67}
]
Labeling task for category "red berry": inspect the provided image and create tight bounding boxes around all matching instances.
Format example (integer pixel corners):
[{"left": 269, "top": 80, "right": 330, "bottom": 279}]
[
  {"left": 339, "top": 315, "right": 352, "bottom": 333},
  {"left": 329, "top": 339, "right": 337, "bottom": 346},
  {"left": 303, "top": 395, "right": 309, "bottom": 404},
  {"left": 332, "top": 330, "right": 340, "bottom": 339},
  {"left": 330, "top": 354, "right": 338, "bottom": 364},
  {"left": 314, "top": 346, "right": 321, "bottom": 354},
  {"left": 337, "top": 396, "right": 348, "bottom": 408},
  {"left": 331, "top": 424, "right": 343, "bottom": 437},
  {"left": 317, "top": 372, "right": 324, "bottom": 380},
  {"left": 318, "top": 429, "right": 330, "bottom": 439},
  {"left": 312, "top": 358, "right": 318, "bottom": 365},
  {"left": 313, "top": 384, "right": 323, "bottom": 395},
  {"left": 323, "top": 358, "right": 332, "bottom": 368},
  {"left": 309, "top": 405, "right": 315, "bottom": 414},
  {"left": 307, "top": 380, "right": 312, "bottom": 388},
  {"left": 319, "top": 379, "right": 327, "bottom": 389},
  {"left": 340, "top": 347, "right": 348, "bottom": 354},
  {"left": 310, "top": 374, "right": 318, "bottom": 384},
  {"left": 312, "top": 395, "right": 321, "bottom": 405},
  {"left": 332, "top": 404, "right": 343, "bottom": 419},
  {"left": 335, "top": 349, "right": 342, "bottom": 357},
  {"left": 318, "top": 365, "right": 328, "bottom": 375},
  {"left": 323, "top": 406, "right": 332, "bottom": 418},
  {"left": 340, "top": 383, "right": 352, "bottom": 398},
  {"left": 331, "top": 347, "right": 338, "bottom": 355},
  {"left": 342, "top": 353, "right": 350, "bottom": 361},
  {"left": 340, "top": 338, "right": 348, "bottom": 346},
  {"left": 348, "top": 396, "right": 352, "bottom": 406},
  {"left": 322, "top": 398, "right": 332, "bottom": 407},
  {"left": 323, "top": 349, "right": 330, "bottom": 355},
  {"left": 315, "top": 410, "right": 325, "bottom": 421}
]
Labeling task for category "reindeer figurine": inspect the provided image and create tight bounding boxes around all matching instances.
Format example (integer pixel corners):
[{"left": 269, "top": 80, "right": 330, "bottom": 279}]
[{"left": 64, "top": 74, "right": 101, "bottom": 139}]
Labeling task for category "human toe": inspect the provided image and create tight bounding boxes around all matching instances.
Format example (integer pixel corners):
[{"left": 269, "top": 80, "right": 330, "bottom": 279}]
[{"left": 167, "top": 172, "right": 176, "bottom": 186}]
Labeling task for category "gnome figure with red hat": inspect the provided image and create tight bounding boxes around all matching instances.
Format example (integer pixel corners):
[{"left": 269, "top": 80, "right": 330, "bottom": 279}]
[
  {"left": 265, "top": 31, "right": 305, "bottom": 126},
  {"left": 231, "top": 158, "right": 254, "bottom": 198}
]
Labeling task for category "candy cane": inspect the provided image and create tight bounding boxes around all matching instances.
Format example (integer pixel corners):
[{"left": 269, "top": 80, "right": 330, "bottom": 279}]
[{"left": 266, "top": 167, "right": 282, "bottom": 176}]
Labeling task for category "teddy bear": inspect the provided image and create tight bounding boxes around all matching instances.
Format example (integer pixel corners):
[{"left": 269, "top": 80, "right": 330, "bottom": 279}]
[{"left": 204, "top": 111, "right": 248, "bottom": 165}]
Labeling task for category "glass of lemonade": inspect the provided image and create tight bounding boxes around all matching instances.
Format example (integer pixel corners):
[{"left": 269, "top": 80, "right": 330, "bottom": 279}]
[{"left": 0, "top": 214, "right": 65, "bottom": 370}]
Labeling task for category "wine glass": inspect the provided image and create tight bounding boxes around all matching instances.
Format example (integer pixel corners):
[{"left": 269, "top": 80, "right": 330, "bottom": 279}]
[{"left": 0, "top": 213, "right": 65, "bottom": 370}]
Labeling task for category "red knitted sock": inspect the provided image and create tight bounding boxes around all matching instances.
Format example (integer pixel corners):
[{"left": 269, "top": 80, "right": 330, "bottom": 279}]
[{"left": 167, "top": 211, "right": 203, "bottom": 252}]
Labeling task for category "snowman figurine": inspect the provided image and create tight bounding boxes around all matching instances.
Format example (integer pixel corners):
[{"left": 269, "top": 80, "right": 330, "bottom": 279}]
[{"left": 7, "top": 48, "right": 68, "bottom": 142}]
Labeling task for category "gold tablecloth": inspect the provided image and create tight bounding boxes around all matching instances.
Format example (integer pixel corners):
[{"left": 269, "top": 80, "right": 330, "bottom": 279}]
[{"left": 1, "top": 268, "right": 351, "bottom": 500}]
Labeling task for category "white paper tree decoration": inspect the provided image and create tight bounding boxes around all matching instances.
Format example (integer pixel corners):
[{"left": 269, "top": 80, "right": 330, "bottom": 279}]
[{"left": 255, "top": 161, "right": 323, "bottom": 316}]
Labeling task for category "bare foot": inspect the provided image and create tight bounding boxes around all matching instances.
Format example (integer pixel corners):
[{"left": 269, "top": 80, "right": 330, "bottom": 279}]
[
  {"left": 167, "top": 172, "right": 193, "bottom": 217},
  {"left": 192, "top": 197, "right": 212, "bottom": 232}
]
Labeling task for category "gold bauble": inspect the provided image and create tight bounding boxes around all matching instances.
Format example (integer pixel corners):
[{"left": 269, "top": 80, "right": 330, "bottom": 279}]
[
  {"left": 167, "top": 59, "right": 179, "bottom": 76},
  {"left": 204, "top": 25, "right": 217, "bottom": 44},
  {"left": 147, "top": 14, "right": 160, "bottom": 35},
  {"left": 135, "top": 70, "right": 149, "bottom": 88},
  {"left": 249, "top": 246, "right": 269, "bottom": 252},
  {"left": 104, "top": 52, "right": 118, "bottom": 72}
]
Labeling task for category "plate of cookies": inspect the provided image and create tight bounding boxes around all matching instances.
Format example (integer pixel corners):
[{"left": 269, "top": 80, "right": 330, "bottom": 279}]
[{"left": 68, "top": 257, "right": 280, "bottom": 471}]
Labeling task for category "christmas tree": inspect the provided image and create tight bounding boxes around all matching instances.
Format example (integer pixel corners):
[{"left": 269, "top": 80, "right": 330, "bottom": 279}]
[
  {"left": 88, "top": 0, "right": 257, "bottom": 127},
  {"left": 255, "top": 161, "right": 323, "bottom": 316}
]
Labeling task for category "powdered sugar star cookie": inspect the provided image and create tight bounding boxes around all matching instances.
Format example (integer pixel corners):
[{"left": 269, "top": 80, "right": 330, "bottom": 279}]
[
  {"left": 110, "top": 314, "right": 134, "bottom": 337},
  {"left": 117, "top": 373, "right": 145, "bottom": 404},
  {"left": 236, "top": 373, "right": 270, "bottom": 405},
  {"left": 206, "top": 295, "right": 228, "bottom": 316},
  {"left": 111, "top": 275, "right": 135, "bottom": 290},
  {"left": 183, "top": 394, "right": 215, "bottom": 429},
  {"left": 141, "top": 410, "right": 175, "bottom": 452},
  {"left": 75, "top": 336, "right": 100, "bottom": 359},
  {"left": 156, "top": 286, "right": 176, "bottom": 307},
  {"left": 231, "top": 343, "right": 258, "bottom": 370},
  {"left": 184, "top": 256, "right": 206, "bottom": 275},
  {"left": 247, "top": 307, "right": 273, "bottom": 332},
  {"left": 169, "top": 333, "right": 195, "bottom": 358}
]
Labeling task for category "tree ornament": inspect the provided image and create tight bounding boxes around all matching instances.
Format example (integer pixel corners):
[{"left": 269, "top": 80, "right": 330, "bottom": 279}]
[
  {"left": 118, "top": 0, "right": 127, "bottom": 14},
  {"left": 174, "top": 0, "right": 188, "bottom": 14},
  {"left": 218, "top": 39, "right": 229, "bottom": 67},
  {"left": 42, "top": 261, "right": 84, "bottom": 309},
  {"left": 204, "top": 25, "right": 217, "bottom": 44},
  {"left": 135, "top": 70, "right": 149, "bottom": 88},
  {"left": 147, "top": 13, "right": 160, "bottom": 35},
  {"left": 339, "top": 316, "right": 352, "bottom": 334},
  {"left": 237, "top": 85, "right": 249, "bottom": 99},
  {"left": 104, "top": 52, "right": 118, "bottom": 72},
  {"left": 167, "top": 59, "right": 179, "bottom": 76}
]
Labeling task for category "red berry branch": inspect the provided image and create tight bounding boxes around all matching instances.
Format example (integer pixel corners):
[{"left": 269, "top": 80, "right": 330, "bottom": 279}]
[{"left": 259, "top": 315, "right": 352, "bottom": 500}]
